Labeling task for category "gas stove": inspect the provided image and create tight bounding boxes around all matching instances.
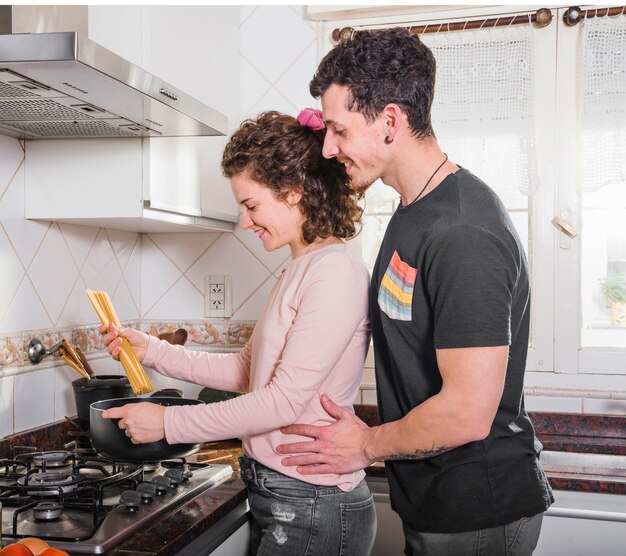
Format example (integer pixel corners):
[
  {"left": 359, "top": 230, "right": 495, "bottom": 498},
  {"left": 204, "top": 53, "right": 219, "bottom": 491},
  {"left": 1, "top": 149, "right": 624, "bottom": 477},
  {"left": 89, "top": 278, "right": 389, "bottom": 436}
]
[{"left": 0, "top": 447, "right": 232, "bottom": 554}]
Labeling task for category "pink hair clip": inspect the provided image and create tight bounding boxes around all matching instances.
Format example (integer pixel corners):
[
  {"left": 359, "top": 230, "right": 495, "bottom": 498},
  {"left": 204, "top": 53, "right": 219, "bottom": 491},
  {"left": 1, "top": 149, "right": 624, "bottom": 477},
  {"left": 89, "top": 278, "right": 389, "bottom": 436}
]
[{"left": 297, "top": 108, "right": 325, "bottom": 131}]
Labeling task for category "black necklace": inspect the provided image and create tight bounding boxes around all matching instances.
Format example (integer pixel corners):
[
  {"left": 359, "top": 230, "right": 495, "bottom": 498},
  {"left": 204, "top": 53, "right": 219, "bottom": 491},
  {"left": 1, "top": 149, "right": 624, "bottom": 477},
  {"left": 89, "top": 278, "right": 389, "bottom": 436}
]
[{"left": 400, "top": 153, "right": 448, "bottom": 209}]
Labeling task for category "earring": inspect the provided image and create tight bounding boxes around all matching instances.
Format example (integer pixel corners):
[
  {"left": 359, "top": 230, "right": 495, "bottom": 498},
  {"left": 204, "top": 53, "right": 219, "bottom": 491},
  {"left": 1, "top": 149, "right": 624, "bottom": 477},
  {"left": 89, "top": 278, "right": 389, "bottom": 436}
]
[{"left": 384, "top": 136, "right": 394, "bottom": 144}]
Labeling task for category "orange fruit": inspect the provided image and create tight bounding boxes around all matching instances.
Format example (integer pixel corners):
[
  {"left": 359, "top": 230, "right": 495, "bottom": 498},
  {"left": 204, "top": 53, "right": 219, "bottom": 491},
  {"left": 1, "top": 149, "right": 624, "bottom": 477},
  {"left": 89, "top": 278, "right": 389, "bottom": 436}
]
[
  {"left": 40, "top": 549, "right": 70, "bottom": 556},
  {"left": 0, "top": 544, "right": 35, "bottom": 556},
  {"left": 15, "top": 538, "right": 49, "bottom": 556}
]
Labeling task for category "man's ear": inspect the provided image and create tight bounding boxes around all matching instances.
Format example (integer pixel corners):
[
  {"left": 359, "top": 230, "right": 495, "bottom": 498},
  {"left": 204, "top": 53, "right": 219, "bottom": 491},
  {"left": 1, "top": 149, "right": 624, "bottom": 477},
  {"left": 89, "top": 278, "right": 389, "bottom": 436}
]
[{"left": 381, "top": 103, "right": 405, "bottom": 142}]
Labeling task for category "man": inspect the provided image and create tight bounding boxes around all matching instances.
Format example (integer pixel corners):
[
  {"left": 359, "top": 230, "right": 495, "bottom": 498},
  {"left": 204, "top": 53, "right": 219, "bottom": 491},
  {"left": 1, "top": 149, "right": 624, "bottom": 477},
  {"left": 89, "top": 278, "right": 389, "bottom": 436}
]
[{"left": 277, "top": 27, "right": 553, "bottom": 555}]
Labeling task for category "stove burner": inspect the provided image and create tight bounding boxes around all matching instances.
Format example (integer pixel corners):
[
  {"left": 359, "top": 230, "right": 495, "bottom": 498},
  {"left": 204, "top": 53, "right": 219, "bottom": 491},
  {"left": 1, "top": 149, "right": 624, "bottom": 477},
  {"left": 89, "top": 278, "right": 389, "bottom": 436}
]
[
  {"left": 34, "top": 501, "right": 64, "bottom": 521},
  {"left": 17, "top": 471, "right": 82, "bottom": 496},
  {"left": 32, "top": 451, "right": 73, "bottom": 468}
]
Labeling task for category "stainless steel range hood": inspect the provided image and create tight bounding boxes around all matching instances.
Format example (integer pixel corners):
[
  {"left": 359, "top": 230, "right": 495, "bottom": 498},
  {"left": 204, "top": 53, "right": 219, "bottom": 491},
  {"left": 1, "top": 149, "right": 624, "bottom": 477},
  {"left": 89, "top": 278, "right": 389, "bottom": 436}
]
[{"left": 0, "top": 5, "right": 227, "bottom": 139}]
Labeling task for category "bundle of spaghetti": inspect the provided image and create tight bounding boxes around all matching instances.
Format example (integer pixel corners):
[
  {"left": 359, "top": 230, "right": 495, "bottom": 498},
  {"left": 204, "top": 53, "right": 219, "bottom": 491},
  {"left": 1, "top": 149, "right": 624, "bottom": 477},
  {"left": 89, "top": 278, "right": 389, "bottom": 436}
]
[{"left": 86, "top": 289, "right": 153, "bottom": 394}]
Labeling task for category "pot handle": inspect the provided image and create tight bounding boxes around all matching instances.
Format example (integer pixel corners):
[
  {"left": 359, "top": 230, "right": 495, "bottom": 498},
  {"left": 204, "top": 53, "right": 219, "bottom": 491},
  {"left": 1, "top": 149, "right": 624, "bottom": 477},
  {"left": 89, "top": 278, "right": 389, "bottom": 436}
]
[{"left": 150, "top": 388, "right": 183, "bottom": 398}]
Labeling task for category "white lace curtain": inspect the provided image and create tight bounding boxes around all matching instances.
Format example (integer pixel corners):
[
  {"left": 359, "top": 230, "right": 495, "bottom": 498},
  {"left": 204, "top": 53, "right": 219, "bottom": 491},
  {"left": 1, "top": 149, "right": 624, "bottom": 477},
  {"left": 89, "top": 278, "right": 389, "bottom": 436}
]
[
  {"left": 580, "top": 14, "right": 626, "bottom": 193},
  {"left": 421, "top": 24, "right": 538, "bottom": 195}
]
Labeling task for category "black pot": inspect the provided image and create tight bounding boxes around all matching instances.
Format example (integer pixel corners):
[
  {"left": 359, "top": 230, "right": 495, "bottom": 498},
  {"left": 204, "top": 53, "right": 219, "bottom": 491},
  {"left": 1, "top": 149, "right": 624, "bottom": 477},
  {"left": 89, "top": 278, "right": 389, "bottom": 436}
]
[
  {"left": 89, "top": 397, "right": 203, "bottom": 462},
  {"left": 72, "top": 375, "right": 135, "bottom": 430}
]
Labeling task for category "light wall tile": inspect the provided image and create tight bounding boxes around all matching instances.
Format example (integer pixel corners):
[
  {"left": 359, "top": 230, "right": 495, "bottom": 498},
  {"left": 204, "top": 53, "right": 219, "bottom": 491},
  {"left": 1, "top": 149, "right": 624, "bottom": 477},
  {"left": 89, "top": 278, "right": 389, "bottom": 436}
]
[
  {"left": 245, "top": 86, "right": 297, "bottom": 121},
  {"left": 240, "top": 6, "right": 315, "bottom": 84},
  {"left": 524, "top": 396, "right": 583, "bottom": 413},
  {"left": 144, "top": 277, "right": 205, "bottom": 320},
  {"left": 55, "top": 366, "right": 78, "bottom": 421},
  {"left": 233, "top": 276, "right": 277, "bottom": 320},
  {"left": 239, "top": 57, "right": 273, "bottom": 120},
  {"left": 89, "top": 356, "right": 124, "bottom": 377},
  {"left": 149, "top": 231, "right": 221, "bottom": 273},
  {"left": 60, "top": 222, "right": 99, "bottom": 271},
  {"left": 239, "top": 5, "right": 257, "bottom": 24},
  {"left": 0, "top": 135, "right": 23, "bottom": 196},
  {"left": 141, "top": 235, "right": 184, "bottom": 314},
  {"left": 0, "top": 165, "right": 50, "bottom": 270},
  {"left": 2, "top": 278, "right": 52, "bottom": 334},
  {"left": 81, "top": 228, "right": 122, "bottom": 294},
  {"left": 362, "top": 389, "right": 378, "bottom": 405},
  {"left": 0, "top": 226, "right": 25, "bottom": 331},
  {"left": 274, "top": 41, "right": 318, "bottom": 110},
  {"left": 125, "top": 239, "right": 142, "bottom": 311},
  {"left": 15, "top": 368, "right": 55, "bottom": 432},
  {"left": 57, "top": 277, "right": 95, "bottom": 327},
  {"left": 361, "top": 366, "right": 376, "bottom": 385},
  {"left": 28, "top": 224, "right": 79, "bottom": 324},
  {"left": 0, "top": 376, "right": 14, "bottom": 438},
  {"left": 582, "top": 398, "right": 626, "bottom": 415},
  {"left": 112, "top": 278, "right": 141, "bottom": 321},
  {"left": 107, "top": 229, "right": 141, "bottom": 271}
]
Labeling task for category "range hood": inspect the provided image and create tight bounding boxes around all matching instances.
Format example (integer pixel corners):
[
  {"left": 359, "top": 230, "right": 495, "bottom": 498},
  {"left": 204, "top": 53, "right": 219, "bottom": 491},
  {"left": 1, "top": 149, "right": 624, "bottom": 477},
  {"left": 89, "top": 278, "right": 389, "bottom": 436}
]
[{"left": 0, "top": 5, "right": 227, "bottom": 139}]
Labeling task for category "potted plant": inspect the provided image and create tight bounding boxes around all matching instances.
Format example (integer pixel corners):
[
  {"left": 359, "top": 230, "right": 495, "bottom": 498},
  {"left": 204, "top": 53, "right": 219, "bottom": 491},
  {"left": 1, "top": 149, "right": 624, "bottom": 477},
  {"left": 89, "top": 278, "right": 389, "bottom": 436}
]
[{"left": 600, "top": 275, "right": 626, "bottom": 327}]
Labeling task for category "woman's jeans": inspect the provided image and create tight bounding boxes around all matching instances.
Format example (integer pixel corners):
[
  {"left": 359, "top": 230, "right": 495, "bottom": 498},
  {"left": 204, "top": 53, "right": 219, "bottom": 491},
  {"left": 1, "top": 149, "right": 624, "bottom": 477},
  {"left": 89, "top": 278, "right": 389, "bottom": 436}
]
[
  {"left": 404, "top": 512, "right": 544, "bottom": 556},
  {"left": 239, "top": 456, "right": 376, "bottom": 556}
]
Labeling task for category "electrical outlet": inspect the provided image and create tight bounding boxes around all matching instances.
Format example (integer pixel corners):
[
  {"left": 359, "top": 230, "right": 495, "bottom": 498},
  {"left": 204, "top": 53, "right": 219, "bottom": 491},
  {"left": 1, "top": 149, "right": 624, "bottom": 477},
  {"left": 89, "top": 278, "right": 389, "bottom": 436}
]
[{"left": 205, "top": 275, "right": 232, "bottom": 318}]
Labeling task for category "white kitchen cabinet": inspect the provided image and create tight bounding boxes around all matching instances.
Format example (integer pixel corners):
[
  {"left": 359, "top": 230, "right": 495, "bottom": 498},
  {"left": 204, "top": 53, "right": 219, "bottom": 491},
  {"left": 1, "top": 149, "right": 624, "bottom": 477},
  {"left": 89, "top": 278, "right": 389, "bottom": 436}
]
[
  {"left": 534, "top": 490, "right": 626, "bottom": 556},
  {"left": 25, "top": 138, "right": 237, "bottom": 233}
]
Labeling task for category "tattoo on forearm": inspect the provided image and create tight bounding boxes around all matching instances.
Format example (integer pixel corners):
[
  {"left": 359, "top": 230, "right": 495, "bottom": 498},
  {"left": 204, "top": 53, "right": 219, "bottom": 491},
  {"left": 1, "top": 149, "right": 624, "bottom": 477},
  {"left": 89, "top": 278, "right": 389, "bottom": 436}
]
[{"left": 385, "top": 446, "right": 452, "bottom": 461}]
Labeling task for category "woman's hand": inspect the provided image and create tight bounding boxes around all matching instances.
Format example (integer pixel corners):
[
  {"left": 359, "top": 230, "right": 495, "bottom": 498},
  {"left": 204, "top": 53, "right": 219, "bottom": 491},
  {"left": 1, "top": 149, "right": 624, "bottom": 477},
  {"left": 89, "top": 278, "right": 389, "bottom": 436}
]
[
  {"left": 102, "top": 402, "right": 166, "bottom": 444},
  {"left": 99, "top": 323, "right": 149, "bottom": 362}
]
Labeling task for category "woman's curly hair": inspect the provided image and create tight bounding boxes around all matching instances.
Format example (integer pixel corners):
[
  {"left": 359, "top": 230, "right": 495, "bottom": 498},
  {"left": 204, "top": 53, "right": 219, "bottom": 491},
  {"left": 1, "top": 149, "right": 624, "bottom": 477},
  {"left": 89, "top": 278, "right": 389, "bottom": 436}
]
[{"left": 222, "top": 111, "right": 362, "bottom": 244}]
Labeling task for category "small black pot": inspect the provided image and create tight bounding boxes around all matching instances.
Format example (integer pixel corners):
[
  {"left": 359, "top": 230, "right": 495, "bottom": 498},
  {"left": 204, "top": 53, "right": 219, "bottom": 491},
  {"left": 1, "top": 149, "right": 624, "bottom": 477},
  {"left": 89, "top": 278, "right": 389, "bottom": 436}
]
[
  {"left": 89, "top": 397, "right": 203, "bottom": 462},
  {"left": 72, "top": 375, "right": 134, "bottom": 430}
]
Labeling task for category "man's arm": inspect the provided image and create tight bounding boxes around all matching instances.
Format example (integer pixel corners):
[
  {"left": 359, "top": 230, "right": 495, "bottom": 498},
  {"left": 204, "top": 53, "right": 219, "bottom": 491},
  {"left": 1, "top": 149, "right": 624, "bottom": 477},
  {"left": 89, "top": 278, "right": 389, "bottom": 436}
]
[{"left": 277, "top": 345, "right": 508, "bottom": 474}]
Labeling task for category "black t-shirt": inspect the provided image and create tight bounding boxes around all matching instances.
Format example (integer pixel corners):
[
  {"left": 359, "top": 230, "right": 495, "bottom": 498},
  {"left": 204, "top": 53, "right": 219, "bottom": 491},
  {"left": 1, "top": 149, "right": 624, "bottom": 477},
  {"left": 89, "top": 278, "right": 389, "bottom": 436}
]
[{"left": 370, "top": 168, "right": 553, "bottom": 533}]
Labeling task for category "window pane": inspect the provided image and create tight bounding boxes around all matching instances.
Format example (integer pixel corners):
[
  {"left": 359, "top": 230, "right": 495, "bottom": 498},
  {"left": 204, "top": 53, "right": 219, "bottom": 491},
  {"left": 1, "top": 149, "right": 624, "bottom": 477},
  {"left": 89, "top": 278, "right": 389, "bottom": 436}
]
[
  {"left": 579, "top": 15, "right": 626, "bottom": 348},
  {"left": 581, "top": 184, "right": 626, "bottom": 347}
]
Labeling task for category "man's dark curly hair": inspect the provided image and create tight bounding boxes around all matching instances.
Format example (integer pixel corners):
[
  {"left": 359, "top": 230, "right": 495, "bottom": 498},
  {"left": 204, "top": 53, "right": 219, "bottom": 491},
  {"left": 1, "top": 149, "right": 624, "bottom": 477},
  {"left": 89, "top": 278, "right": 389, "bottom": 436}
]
[
  {"left": 310, "top": 27, "right": 436, "bottom": 139},
  {"left": 222, "top": 111, "right": 362, "bottom": 244}
]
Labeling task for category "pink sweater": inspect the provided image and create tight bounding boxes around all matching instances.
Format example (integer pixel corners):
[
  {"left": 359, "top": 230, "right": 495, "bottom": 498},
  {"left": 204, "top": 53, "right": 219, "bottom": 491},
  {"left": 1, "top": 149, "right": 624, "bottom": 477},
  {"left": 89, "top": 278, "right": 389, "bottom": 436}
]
[{"left": 143, "top": 243, "right": 370, "bottom": 490}]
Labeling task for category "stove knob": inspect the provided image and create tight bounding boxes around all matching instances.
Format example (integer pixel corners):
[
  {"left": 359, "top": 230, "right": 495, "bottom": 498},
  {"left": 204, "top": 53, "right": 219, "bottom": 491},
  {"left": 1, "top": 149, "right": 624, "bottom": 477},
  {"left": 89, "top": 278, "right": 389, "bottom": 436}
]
[
  {"left": 150, "top": 475, "right": 170, "bottom": 494},
  {"left": 165, "top": 468, "right": 190, "bottom": 484},
  {"left": 136, "top": 483, "right": 155, "bottom": 503},
  {"left": 120, "top": 490, "right": 141, "bottom": 512},
  {"left": 152, "top": 475, "right": 177, "bottom": 488}
]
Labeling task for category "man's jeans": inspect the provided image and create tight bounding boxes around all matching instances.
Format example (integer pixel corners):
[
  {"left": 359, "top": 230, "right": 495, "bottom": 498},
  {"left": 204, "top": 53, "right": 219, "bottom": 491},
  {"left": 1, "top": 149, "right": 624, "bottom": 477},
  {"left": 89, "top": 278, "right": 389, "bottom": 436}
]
[
  {"left": 404, "top": 512, "right": 544, "bottom": 556},
  {"left": 239, "top": 456, "right": 376, "bottom": 556}
]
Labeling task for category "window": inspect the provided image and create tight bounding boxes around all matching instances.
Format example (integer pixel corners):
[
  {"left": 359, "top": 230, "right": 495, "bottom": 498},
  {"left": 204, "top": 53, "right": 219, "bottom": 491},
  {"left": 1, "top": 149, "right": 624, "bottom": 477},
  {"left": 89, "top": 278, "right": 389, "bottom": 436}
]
[{"left": 328, "top": 6, "right": 626, "bottom": 380}]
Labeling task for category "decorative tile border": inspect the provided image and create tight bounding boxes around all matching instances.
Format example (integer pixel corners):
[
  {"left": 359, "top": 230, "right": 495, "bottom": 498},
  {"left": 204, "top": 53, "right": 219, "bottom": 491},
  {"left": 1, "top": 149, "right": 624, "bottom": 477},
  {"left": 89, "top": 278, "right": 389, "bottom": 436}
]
[{"left": 0, "top": 320, "right": 255, "bottom": 375}]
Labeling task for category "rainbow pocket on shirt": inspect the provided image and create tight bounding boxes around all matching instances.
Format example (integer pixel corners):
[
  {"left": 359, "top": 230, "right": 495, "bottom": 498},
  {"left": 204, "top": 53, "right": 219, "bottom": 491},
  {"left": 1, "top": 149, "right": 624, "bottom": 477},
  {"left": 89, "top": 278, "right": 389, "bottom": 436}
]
[{"left": 378, "top": 251, "right": 417, "bottom": 321}]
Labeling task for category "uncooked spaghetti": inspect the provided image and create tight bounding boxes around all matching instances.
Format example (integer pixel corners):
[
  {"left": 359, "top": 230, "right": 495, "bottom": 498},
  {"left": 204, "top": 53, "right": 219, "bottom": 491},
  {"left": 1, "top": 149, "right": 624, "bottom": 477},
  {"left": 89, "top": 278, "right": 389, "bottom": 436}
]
[{"left": 86, "top": 289, "right": 153, "bottom": 394}]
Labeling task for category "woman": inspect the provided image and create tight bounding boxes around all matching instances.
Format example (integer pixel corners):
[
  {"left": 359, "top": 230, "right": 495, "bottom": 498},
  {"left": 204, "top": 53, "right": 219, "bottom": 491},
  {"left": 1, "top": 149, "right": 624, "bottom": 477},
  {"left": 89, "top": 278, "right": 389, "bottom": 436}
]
[{"left": 99, "top": 110, "right": 376, "bottom": 555}]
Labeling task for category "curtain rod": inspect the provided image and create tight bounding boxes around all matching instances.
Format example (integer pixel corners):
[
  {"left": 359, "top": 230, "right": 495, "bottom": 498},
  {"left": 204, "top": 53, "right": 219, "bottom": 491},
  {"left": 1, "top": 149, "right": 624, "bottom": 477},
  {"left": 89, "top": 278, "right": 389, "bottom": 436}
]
[
  {"left": 332, "top": 5, "right": 626, "bottom": 44},
  {"left": 408, "top": 9, "right": 551, "bottom": 36},
  {"left": 332, "top": 8, "right": 552, "bottom": 43}
]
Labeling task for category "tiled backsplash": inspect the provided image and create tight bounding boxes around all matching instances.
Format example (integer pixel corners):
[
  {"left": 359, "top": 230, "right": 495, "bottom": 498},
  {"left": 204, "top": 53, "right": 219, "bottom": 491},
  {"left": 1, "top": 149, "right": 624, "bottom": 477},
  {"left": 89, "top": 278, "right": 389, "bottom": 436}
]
[{"left": 1, "top": 320, "right": 254, "bottom": 374}]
